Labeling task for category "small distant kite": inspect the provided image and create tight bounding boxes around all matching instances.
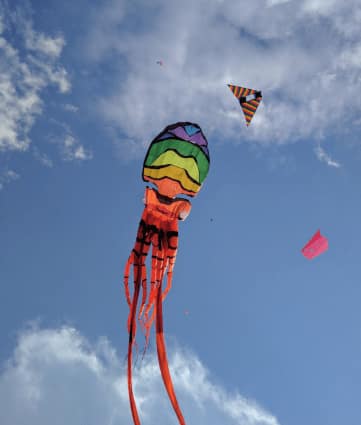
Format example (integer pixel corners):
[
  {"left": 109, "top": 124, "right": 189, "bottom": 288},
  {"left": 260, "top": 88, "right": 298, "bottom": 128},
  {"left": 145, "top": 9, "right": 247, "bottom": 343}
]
[
  {"left": 302, "top": 230, "right": 328, "bottom": 259},
  {"left": 228, "top": 84, "right": 262, "bottom": 126},
  {"left": 156, "top": 60, "right": 163, "bottom": 66}
]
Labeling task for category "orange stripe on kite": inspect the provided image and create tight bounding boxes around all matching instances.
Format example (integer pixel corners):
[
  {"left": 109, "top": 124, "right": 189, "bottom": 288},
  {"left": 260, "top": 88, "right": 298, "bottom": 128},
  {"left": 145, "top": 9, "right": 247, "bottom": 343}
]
[
  {"left": 243, "top": 103, "right": 257, "bottom": 112},
  {"left": 241, "top": 106, "right": 255, "bottom": 116},
  {"left": 228, "top": 83, "right": 262, "bottom": 126}
]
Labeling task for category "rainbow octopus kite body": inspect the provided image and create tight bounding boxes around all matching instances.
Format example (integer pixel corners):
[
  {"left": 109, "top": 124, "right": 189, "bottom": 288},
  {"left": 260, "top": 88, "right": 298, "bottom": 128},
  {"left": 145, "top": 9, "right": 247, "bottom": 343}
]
[{"left": 123, "top": 122, "right": 210, "bottom": 425}]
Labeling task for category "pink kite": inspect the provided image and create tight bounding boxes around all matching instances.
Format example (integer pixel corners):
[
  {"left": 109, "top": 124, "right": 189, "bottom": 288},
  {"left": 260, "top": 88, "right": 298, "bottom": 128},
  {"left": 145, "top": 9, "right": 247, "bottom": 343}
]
[{"left": 302, "top": 230, "right": 328, "bottom": 259}]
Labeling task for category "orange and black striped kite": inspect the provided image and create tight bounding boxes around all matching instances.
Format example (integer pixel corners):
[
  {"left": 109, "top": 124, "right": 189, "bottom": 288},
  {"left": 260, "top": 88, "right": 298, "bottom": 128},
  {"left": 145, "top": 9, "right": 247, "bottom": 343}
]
[{"left": 228, "top": 84, "right": 262, "bottom": 126}]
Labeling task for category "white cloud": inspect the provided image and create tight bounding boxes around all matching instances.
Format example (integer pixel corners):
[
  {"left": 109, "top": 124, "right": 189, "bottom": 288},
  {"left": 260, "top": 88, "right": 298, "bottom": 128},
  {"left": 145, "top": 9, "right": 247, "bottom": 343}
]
[
  {"left": 32, "top": 147, "right": 54, "bottom": 168},
  {"left": 64, "top": 103, "right": 79, "bottom": 113},
  {"left": 0, "top": 325, "right": 280, "bottom": 425},
  {"left": 338, "top": 43, "right": 361, "bottom": 69},
  {"left": 24, "top": 25, "right": 65, "bottom": 58},
  {"left": 83, "top": 0, "right": 361, "bottom": 156},
  {"left": 314, "top": 144, "right": 341, "bottom": 168},
  {"left": 301, "top": 0, "right": 338, "bottom": 14},
  {"left": 0, "top": 169, "right": 20, "bottom": 190},
  {"left": 266, "top": 0, "right": 290, "bottom": 6},
  {"left": 61, "top": 134, "right": 93, "bottom": 161},
  {"left": 0, "top": 5, "right": 70, "bottom": 153}
]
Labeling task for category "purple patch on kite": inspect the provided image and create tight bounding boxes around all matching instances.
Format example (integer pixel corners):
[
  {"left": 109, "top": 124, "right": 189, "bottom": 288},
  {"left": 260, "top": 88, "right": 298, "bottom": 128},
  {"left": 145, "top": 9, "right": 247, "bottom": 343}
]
[
  {"left": 151, "top": 122, "right": 210, "bottom": 159},
  {"left": 170, "top": 126, "right": 209, "bottom": 156}
]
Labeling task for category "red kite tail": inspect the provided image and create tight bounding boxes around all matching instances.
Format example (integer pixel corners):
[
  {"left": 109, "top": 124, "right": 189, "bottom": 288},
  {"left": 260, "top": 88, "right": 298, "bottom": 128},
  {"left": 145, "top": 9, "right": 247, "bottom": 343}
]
[
  {"left": 127, "top": 260, "right": 142, "bottom": 425},
  {"left": 155, "top": 279, "right": 186, "bottom": 425}
]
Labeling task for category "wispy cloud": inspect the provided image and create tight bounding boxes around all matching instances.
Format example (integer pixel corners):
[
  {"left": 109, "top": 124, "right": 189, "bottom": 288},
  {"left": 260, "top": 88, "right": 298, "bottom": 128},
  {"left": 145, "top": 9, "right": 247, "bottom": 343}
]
[
  {"left": 24, "top": 23, "right": 65, "bottom": 58},
  {"left": 83, "top": 0, "right": 361, "bottom": 155},
  {"left": 314, "top": 144, "right": 341, "bottom": 168},
  {"left": 0, "top": 169, "right": 19, "bottom": 190},
  {"left": 45, "top": 118, "right": 93, "bottom": 162},
  {"left": 61, "top": 134, "right": 93, "bottom": 161},
  {"left": 32, "top": 147, "right": 54, "bottom": 168},
  {"left": 64, "top": 103, "right": 79, "bottom": 113},
  {"left": 0, "top": 325, "right": 280, "bottom": 425},
  {"left": 0, "top": 5, "right": 70, "bottom": 153}
]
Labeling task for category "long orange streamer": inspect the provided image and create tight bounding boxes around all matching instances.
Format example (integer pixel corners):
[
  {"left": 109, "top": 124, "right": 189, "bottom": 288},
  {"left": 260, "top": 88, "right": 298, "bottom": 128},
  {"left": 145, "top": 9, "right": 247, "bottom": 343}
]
[{"left": 156, "top": 277, "right": 186, "bottom": 425}]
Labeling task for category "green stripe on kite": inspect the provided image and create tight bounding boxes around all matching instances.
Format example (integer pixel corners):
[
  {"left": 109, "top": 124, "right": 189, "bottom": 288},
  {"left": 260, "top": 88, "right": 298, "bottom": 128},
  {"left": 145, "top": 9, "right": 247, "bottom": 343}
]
[{"left": 144, "top": 139, "right": 209, "bottom": 183}]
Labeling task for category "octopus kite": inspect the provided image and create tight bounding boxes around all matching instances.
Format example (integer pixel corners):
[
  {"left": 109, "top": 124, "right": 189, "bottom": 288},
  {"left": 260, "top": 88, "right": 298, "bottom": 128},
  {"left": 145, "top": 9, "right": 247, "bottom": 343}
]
[{"left": 123, "top": 122, "right": 210, "bottom": 424}]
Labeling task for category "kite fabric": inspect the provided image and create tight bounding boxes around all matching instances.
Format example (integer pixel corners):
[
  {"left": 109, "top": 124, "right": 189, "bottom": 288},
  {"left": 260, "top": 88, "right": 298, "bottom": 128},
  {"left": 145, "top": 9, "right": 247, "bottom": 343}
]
[
  {"left": 124, "top": 122, "right": 210, "bottom": 425},
  {"left": 228, "top": 84, "right": 262, "bottom": 126},
  {"left": 301, "top": 230, "right": 328, "bottom": 259},
  {"left": 143, "top": 122, "right": 210, "bottom": 198}
]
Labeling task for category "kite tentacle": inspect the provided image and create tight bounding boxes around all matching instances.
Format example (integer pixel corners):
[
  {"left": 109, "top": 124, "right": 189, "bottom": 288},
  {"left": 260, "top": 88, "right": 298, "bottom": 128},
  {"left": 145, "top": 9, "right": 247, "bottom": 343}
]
[
  {"left": 161, "top": 256, "right": 174, "bottom": 302},
  {"left": 161, "top": 229, "right": 178, "bottom": 302},
  {"left": 137, "top": 264, "right": 148, "bottom": 322},
  {"left": 143, "top": 229, "right": 167, "bottom": 349},
  {"left": 126, "top": 217, "right": 152, "bottom": 425},
  {"left": 137, "top": 232, "right": 151, "bottom": 322},
  {"left": 142, "top": 225, "right": 178, "bottom": 356},
  {"left": 123, "top": 252, "right": 133, "bottom": 307},
  {"left": 156, "top": 277, "right": 186, "bottom": 425},
  {"left": 127, "top": 253, "right": 142, "bottom": 425}
]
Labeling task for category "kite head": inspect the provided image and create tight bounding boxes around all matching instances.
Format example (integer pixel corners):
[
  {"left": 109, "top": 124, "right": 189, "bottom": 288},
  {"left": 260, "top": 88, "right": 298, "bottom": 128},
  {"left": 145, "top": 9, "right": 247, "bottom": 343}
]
[{"left": 142, "top": 122, "right": 210, "bottom": 198}]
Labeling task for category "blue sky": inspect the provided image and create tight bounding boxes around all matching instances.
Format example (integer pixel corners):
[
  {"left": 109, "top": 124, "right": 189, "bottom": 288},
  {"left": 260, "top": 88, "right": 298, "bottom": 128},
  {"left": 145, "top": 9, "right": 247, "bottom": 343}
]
[{"left": 1, "top": 0, "right": 361, "bottom": 424}]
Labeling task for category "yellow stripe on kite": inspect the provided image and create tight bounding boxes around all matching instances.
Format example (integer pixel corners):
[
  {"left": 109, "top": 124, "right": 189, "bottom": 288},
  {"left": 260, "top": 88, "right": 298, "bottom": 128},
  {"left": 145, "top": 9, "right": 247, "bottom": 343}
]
[
  {"left": 151, "top": 151, "right": 200, "bottom": 182},
  {"left": 143, "top": 165, "right": 201, "bottom": 193}
]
